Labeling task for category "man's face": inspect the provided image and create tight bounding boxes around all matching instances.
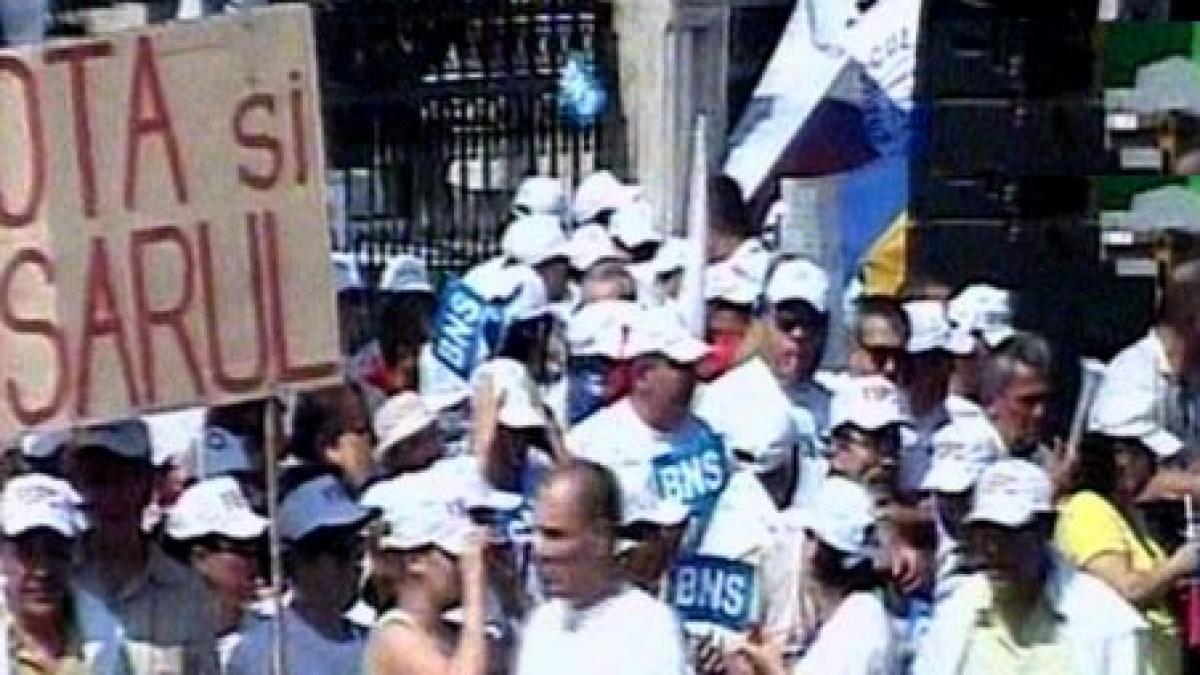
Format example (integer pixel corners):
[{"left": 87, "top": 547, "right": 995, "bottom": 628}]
[
  {"left": 194, "top": 538, "right": 261, "bottom": 610},
  {"left": 535, "top": 481, "right": 605, "bottom": 600},
  {"left": 299, "top": 535, "right": 365, "bottom": 611},
  {"left": 705, "top": 303, "right": 752, "bottom": 345},
  {"left": 905, "top": 350, "right": 955, "bottom": 401},
  {"left": 988, "top": 364, "right": 1050, "bottom": 449},
  {"left": 2, "top": 530, "right": 72, "bottom": 620},
  {"left": 829, "top": 425, "right": 898, "bottom": 483},
  {"left": 764, "top": 302, "right": 826, "bottom": 383},
  {"left": 969, "top": 521, "right": 1046, "bottom": 593},
  {"left": 635, "top": 357, "right": 698, "bottom": 425},
  {"left": 848, "top": 315, "right": 907, "bottom": 383}
]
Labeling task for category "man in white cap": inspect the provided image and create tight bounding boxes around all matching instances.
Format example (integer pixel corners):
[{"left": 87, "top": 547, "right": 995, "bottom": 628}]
[
  {"left": 378, "top": 253, "right": 435, "bottom": 297},
  {"left": 699, "top": 262, "right": 760, "bottom": 379},
  {"left": 916, "top": 459, "right": 1149, "bottom": 675},
  {"left": 520, "top": 460, "right": 687, "bottom": 675},
  {"left": 227, "top": 469, "right": 375, "bottom": 675},
  {"left": 947, "top": 284, "right": 1016, "bottom": 403},
  {"left": 919, "top": 416, "right": 1000, "bottom": 606},
  {"left": 164, "top": 476, "right": 269, "bottom": 669},
  {"left": 502, "top": 214, "right": 572, "bottom": 303},
  {"left": 897, "top": 300, "right": 983, "bottom": 499},
  {"left": 67, "top": 419, "right": 220, "bottom": 675},
  {"left": 332, "top": 251, "right": 370, "bottom": 356},
  {"left": 562, "top": 300, "right": 640, "bottom": 426},
  {"left": 609, "top": 201, "right": 663, "bottom": 265},
  {"left": 0, "top": 474, "right": 127, "bottom": 674}
]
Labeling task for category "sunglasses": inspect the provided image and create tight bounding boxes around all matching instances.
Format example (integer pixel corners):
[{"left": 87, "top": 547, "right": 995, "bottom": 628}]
[
  {"left": 773, "top": 306, "right": 826, "bottom": 335},
  {"left": 859, "top": 344, "right": 907, "bottom": 369}
]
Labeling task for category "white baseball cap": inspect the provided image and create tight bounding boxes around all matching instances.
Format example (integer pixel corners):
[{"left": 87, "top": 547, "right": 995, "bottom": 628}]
[
  {"left": 144, "top": 408, "right": 206, "bottom": 469},
  {"left": 904, "top": 300, "right": 974, "bottom": 355},
  {"left": 166, "top": 476, "right": 268, "bottom": 541},
  {"left": 191, "top": 426, "right": 254, "bottom": 480},
  {"left": 765, "top": 258, "right": 830, "bottom": 312},
  {"left": 474, "top": 359, "right": 545, "bottom": 430},
  {"left": 483, "top": 264, "right": 551, "bottom": 323},
  {"left": 705, "top": 262, "right": 760, "bottom": 307},
  {"left": 512, "top": 176, "right": 568, "bottom": 217},
  {"left": 278, "top": 474, "right": 374, "bottom": 541},
  {"left": 572, "top": 171, "right": 642, "bottom": 225},
  {"left": 695, "top": 364, "right": 797, "bottom": 473},
  {"left": 1089, "top": 383, "right": 1183, "bottom": 459},
  {"left": 20, "top": 429, "right": 73, "bottom": 461},
  {"left": 798, "top": 476, "right": 877, "bottom": 568},
  {"left": 828, "top": 376, "right": 912, "bottom": 434},
  {"left": 568, "top": 225, "right": 628, "bottom": 272},
  {"left": 626, "top": 310, "right": 709, "bottom": 364},
  {"left": 373, "top": 392, "right": 437, "bottom": 460},
  {"left": 609, "top": 201, "right": 663, "bottom": 249},
  {"left": 331, "top": 252, "right": 365, "bottom": 294},
  {"left": 566, "top": 300, "right": 639, "bottom": 359},
  {"left": 502, "top": 215, "right": 570, "bottom": 267},
  {"left": 369, "top": 479, "right": 472, "bottom": 556},
  {"left": 966, "top": 459, "right": 1053, "bottom": 528},
  {"left": 1, "top": 474, "right": 87, "bottom": 539},
  {"left": 75, "top": 419, "right": 152, "bottom": 463},
  {"left": 921, "top": 417, "right": 1002, "bottom": 493},
  {"left": 948, "top": 285, "right": 1015, "bottom": 349},
  {"left": 379, "top": 254, "right": 434, "bottom": 295}
]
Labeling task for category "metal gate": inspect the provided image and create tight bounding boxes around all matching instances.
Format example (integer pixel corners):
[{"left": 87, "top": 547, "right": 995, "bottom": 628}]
[{"left": 314, "top": 0, "right": 624, "bottom": 286}]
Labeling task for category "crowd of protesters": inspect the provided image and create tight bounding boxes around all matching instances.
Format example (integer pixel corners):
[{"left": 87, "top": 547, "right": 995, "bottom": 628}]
[{"left": 5, "top": 169, "right": 1200, "bottom": 675}]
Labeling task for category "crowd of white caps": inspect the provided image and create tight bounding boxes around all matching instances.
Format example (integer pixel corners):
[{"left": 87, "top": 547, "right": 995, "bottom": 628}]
[{"left": 1, "top": 168, "right": 1184, "bottom": 675}]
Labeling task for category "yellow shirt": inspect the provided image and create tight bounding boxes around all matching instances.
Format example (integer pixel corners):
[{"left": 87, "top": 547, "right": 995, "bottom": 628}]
[
  {"left": 5, "top": 610, "right": 89, "bottom": 675},
  {"left": 1055, "top": 490, "right": 1179, "bottom": 675}
]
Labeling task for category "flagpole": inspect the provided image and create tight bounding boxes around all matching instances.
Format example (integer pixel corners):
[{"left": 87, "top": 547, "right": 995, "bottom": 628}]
[
  {"left": 680, "top": 114, "right": 709, "bottom": 339},
  {"left": 265, "top": 395, "right": 286, "bottom": 675}
]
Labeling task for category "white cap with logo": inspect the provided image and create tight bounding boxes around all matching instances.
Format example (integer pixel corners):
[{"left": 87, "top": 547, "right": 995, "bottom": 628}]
[
  {"left": 363, "top": 475, "right": 474, "bottom": 556},
  {"left": 1089, "top": 382, "right": 1183, "bottom": 459},
  {"left": 921, "top": 417, "right": 1002, "bottom": 494},
  {"left": 572, "top": 170, "right": 642, "bottom": 225},
  {"left": 626, "top": 309, "right": 709, "bottom": 364},
  {"left": 379, "top": 254, "right": 434, "bottom": 295},
  {"left": 765, "top": 258, "right": 830, "bottom": 312},
  {"left": 798, "top": 476, "right": 877, "bottom": 568},
  {"left": 696, "top": 364, "right": 797, "bottom": 474},
  {"left": 166, "top": 476, "right": 268, "bottom": 541},
  {"left": 278, "top": 474, "right": 374, "bottom": 542},
  {"left": 905, "top": 301, "right": 974, "bottom": 355},
  {"left": 609, "top": 201, "right": 663, "bottom": 249},
  {"left": 2, "top": 474, "right": 88, "bottom": 538},
  {"left": 948, "top": 284, "right": 1015, "bottom": 349},
  {"left": 373, "top": 392, "right": 437, "bottom": 460},
  {"left": 828, "top": 376, "right": 911, "bottom": 434},
  {"left": 502, "top": 215, "right": 570, "bottom": 267},
  {"left": 621, "top": 483, "right": 689, "bottom": 528},
  {"left": 966, "top": 459, "right": 1053, "bottom": 528}
]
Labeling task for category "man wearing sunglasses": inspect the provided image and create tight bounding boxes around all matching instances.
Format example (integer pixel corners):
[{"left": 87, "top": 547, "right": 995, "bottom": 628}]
[{"left": 848, "top": 295, "right": 911, "bottom": 385}]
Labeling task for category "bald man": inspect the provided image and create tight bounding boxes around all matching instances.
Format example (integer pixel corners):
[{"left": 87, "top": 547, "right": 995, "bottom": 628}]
[{"left": 519, "top": 461, "right": 686, "bottom": 675}]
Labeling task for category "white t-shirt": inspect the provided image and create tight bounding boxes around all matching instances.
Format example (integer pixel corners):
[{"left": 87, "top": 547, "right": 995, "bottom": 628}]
[
  {"left": 225, "top": 608, "right": 368, "bottom": 675},
  {"left": 794, "top": 592, "right": 895, "bottom": 675},
  {"left": 786, "top": 376, "right": 835, "bottom": 509},
  {"left": 898, "top": 395, "right": 984, "bottom": 495},
  {"left": 517, "top": 585, "right": 688, "bottom": 675}
]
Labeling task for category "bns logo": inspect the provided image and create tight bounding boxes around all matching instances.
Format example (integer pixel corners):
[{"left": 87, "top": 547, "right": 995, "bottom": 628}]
[
  {"left": 653, "top": 441, "right": 729, "bottom": 511},
  {"left": 671, "top": 556, "right": 755, "bottom": 630},
  {"left": 433, "top": 281, "right": 490, "bottom": 380}
]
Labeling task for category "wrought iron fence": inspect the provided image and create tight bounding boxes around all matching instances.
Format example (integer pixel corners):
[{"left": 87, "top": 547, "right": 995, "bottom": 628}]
[{"left": 314, "top": 0, "right": 624, "bottom": 287}]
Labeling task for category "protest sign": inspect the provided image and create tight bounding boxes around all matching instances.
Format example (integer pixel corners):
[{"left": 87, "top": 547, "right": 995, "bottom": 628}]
[{"left": 0, "top": 7, "right": 340, "bottom": 438}]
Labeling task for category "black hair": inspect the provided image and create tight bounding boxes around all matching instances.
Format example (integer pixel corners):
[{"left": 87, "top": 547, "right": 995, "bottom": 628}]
[
  {"left": 287, "top": 383, "right": 371, "bottom": 467},
  {"left": 977, "top": 331, "right": 1053, "bottom": 406},
  {"left": 853, "top": 295, "right": 910, "bottom": 344},
  {"left": 377, "top": 293, "right": 436, "bottom": 370},
  {"left": 708, "top": 175, "right": 754, "bottom": 238},
  {"left": 546, "top": 460, "right": 623, "bottom": 539}
]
